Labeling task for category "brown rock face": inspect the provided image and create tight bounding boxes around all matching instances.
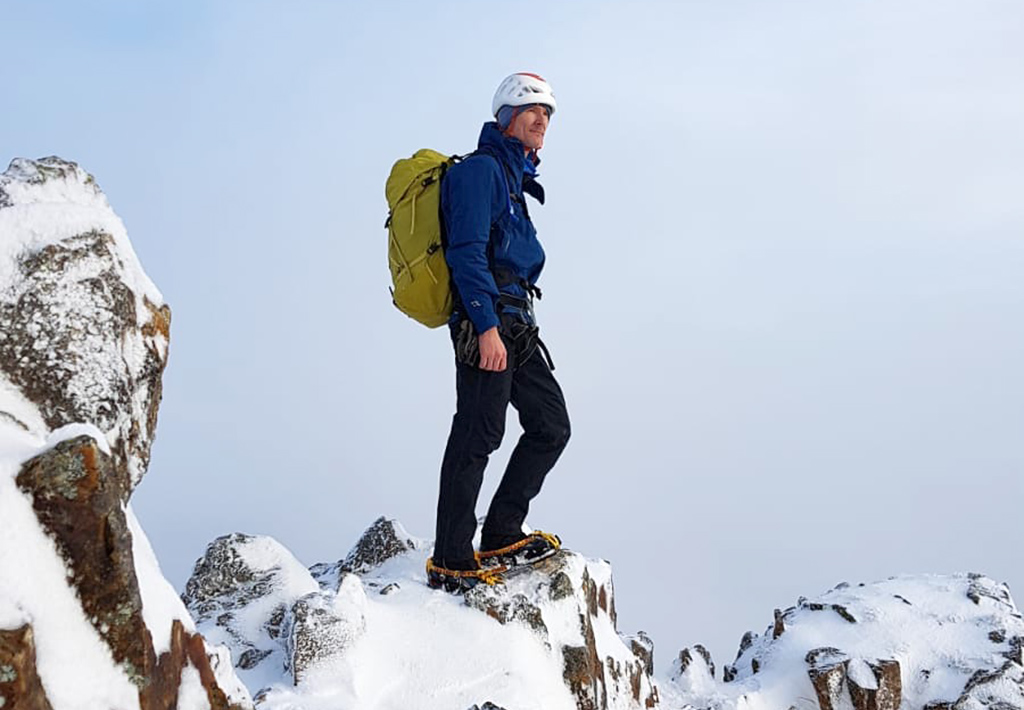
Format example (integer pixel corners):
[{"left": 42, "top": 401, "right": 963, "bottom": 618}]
[
  {"left": 14, "top": 436, "right": 247, "bottom": 709},
  {"left": 629, "top": 632, "right": 654, "bottom": 677},
  {"left": 806, "top": 648, "right": 903, "bottom": 710},
  {"left": 16, "top": 436, "right": 149, "bottom": 682},
  {"left": 847, "top": 660, "right": 902, "bottom": 710},
  {"left": 563, "top": 644, "right": 603, "bottom": 710},
  {"left": 773, "top": 608, "right": 786, "bottom": 639},
  {"left": 562, "top": 567, "right": 657, "bottom": 710},
  {"left": 459, "top": 553, "right": 656, "bottom": 709},
  {"left": 140, "top": 620, "right": 240, "bottom": 710},
  {"left": 677, "top": 644, "right": 714, "bottom": 680},
  {"left": 0, "top": 625, "right": 54, "bottom": 710}
]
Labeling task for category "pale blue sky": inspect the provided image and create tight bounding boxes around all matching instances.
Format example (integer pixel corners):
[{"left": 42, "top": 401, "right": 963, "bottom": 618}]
[{"left": 4, "top": 0, "right": 1023, "bottom": 672}]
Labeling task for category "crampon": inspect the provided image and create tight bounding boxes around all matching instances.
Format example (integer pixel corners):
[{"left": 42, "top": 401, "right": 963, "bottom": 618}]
[
  {"left": 426, "top": 557, "right": 506, "bottom": 594},
  {"left": 476, "top": 531, "right": 562, "bottom": 569}
]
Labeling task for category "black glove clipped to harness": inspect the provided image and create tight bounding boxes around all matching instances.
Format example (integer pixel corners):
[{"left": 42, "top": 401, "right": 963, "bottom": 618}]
[{"left": 453, "top": 316, "right": 554, "bottom": 371}]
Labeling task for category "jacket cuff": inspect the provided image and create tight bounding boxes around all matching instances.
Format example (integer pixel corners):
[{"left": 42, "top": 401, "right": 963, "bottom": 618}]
[{"left": 468, "top": 305, "right": 500, "bottom": 335}]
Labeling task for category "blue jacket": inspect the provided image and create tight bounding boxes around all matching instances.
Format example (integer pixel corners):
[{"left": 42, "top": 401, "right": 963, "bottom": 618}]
[{"left": 442, "top": 122, "right": 547, "bottom": 334}]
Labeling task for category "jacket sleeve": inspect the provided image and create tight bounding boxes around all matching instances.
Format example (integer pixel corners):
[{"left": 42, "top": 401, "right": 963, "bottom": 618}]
[{"left": 442, "top": 157, "right": 505, "bottom": 334}]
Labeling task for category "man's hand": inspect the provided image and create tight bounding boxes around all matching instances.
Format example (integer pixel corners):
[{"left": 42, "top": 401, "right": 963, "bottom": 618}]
[{"left": 478, "top": 327, "right": 507, "bottom": 372}]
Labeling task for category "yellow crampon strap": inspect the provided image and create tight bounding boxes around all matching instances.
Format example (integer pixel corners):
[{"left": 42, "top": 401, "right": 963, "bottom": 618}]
[
  {"left": 476, "top": 567, "right": 506, "bottom": 586},
  {"left": 475, "top": 531, "right": 562, "bottom": 560},
  {"left": 426, "top": 558, "right": 506, "bottom": 586}
]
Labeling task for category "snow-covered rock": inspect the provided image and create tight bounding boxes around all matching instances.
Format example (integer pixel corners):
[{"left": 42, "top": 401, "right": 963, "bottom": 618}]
[
  {"left": 309, "top": 516, "right": 419, "bottom": 589},
  {"left": 187, "top": 518, "right": 659, "bottom": 710},
  {"left": 464, "top": 551, "right": 658, "bottom": 710},
  {"left": 287, "top": 574, "right": 367, "bottom": 684},
  {"left": 181, "top": 532, "right": 325, "bottom": 689},
  {"left": 0, "top": 156, "right": 250, "bottom": 710},
  {"left": 0, "top": 156, "right": 169, "bottom": 493},
  {"left": 668, "top": 574, "right": 1024, "bottom": 710}
]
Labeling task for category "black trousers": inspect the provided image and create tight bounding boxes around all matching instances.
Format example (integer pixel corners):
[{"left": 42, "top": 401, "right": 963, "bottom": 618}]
[{"left": 433, "top": 326, "right": 570, "bottom": 569}]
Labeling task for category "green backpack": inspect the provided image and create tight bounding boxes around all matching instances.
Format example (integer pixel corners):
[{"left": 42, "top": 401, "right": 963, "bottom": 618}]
[{"left": 385, "top": 149, "right": 461, "bottom": 328}]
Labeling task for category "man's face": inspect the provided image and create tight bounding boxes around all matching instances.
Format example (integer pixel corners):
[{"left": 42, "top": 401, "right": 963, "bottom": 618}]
[{"left": 505, "top": 105, "right": 550, "bottom": 151}]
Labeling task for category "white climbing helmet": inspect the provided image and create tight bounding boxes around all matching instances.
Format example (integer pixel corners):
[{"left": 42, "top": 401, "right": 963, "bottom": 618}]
[{"left": 491, "top": 72, "right": 557, "bottom": 118}]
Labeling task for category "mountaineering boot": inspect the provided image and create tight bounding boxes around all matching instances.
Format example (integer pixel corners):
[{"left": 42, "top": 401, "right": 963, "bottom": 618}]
[
  {"left": 477, "top": 531, "right": 561, "bottom": 569},
  {"left": 426, "top": 557, "right": 506, "bottom": 594}
]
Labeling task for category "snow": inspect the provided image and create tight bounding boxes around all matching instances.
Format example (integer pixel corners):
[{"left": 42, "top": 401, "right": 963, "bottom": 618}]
[
  {"left": 845, "top": 657, "right": 877, "bottom": 689},
  {"left": 191, "top": 528, "right": 658, "bottom": 710},
  {"left": 256, "top": 558, "right": 579, "bottom": 710},
  {"left": 176, "top": 664, "right": 211, "bottom": 710},
  {"left": 126, "top": 504, "right": 196, "bottom": 655},
  {"left": 42, "top": 422, "right": 111, "bottom": 456},
  {"left": 0, "top": 158, "right": 163, "bottom": 315}
]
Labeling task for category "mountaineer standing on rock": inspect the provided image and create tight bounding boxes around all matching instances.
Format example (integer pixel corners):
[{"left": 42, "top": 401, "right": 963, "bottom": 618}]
[{"left": 427, "top": 73, "right": 571, "bottom": 593}]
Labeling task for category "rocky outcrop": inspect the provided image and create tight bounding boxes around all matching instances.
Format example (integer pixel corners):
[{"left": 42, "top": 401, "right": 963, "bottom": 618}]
[
  {"left": 287, "top": 574, "right": 367, "bottom": 683},
  {"left": 672, "top": 574, "right": 1024, "bottom": 710},
  {"left": 189, "top": 522, "right": 657, "bottom": 710},
  {"left": 676, "top": 645, "right": 713, "bottom": 681},
  {"left": 310, "top": 516, "right": 419, "bottom": 590},
  {"left": 0, "top": 157, "right": 170, "bottom": 494},
  {"left": 0, "top": 157, "right": 250, "bottom": 709},
  {"left": 804, "top": 649, "right": 903, "bottom": 710},
  {"left": 466, "top": 553, "right": 657, "bottom": 710},
  {"left": 627, "top": 632, "right": 655, "bottom": 677},
  {"left": 182, "top": 532, "right": 369, "bottom": 689}
]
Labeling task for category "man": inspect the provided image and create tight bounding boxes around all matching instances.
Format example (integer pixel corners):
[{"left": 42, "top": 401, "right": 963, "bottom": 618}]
[{"left": 427, "top": 73, "right": 571, "bottom": 593}]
